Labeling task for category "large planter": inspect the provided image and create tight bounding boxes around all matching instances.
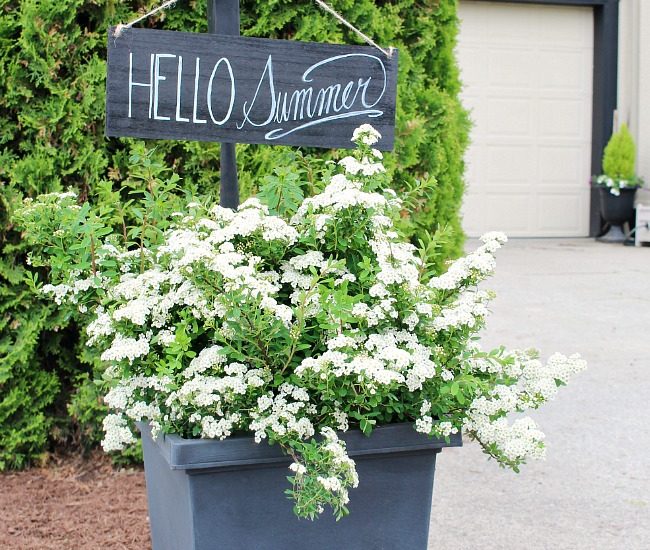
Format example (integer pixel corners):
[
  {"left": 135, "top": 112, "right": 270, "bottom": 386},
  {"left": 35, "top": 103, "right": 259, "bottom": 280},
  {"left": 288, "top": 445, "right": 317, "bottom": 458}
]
[
  {"left": 139, "top": 422, "right": 462, "bottom": 550},
  {"left": 597, "top": 187, "right": 637, "bottom": 243}
]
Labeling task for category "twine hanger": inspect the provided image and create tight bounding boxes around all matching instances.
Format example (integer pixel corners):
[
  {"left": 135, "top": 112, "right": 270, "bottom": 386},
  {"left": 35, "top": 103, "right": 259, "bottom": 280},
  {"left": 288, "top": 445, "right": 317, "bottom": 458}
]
[
  {"left": 314, "top": 0, "right": 394, "bottom": 58},
  {"left": 113, "top": 0, "right": 178, "bottom": 38},
  {"left": 111, "top": 0, "right": 394, "bottom": 59}
]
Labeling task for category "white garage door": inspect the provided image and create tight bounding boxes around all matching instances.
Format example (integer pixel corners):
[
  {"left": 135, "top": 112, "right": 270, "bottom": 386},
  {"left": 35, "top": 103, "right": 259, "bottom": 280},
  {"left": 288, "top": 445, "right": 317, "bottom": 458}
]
[{"left": 457, "top": 1, "right": 594, "bottom": 237}]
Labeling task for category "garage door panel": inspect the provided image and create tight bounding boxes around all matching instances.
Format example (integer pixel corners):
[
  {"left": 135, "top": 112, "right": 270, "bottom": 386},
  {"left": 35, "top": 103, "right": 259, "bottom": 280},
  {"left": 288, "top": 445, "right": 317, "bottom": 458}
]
[
  {"left": 534, "top": 5, "right": 593, "bottom": 46},
  {"left": 457, "top": 47, "right": 488, "bottom": 85},
  {"left": 539, "top": 147, "right": 584, "bottom": 183},
  {"left": 488, "top": 49, "right": 535, "bottom": 87},
  {"left": 462, "top": 194, "right": 531, "bottom": 235},
  {"left": 537, "top": 195, "right": 587, "bottom": 233},
  {"left": 458, "top": 1, "right": 593, "bottom": 237},
  {"left": 538, "top": 99, "right": 588, "bottom": 138},
  {"left": 537, "top": 50, "right": 589, "bottom": 90},
  {"left": 464, "top": 145, "right": 482, "bottom": 182},
  {"left": 461, "top": 197, "right": 485, "bottom": 237},
  {"left": 484, "top": 195, "right": 532, "bottom": 233},
  {"left": 459, "top": 4, "right": 488, "bottom": 39},
  {"left": 486, "top": 145, "right": 534, "bottom": 184},
  {"left": 485, "top": 10, "right": 540, "bottom": 44},
  {"left": 486, "top": 25, "right": 533, "bottom": 46},
  {"left": 461, "top": 95, "right": 483, "bottom": 129},
  {"left": 487, "top": 98, "right": 532, "bottom": 135}
]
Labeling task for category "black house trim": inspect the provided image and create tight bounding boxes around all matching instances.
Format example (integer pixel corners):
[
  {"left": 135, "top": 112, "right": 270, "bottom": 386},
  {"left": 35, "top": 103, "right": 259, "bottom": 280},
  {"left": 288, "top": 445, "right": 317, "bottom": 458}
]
[{"left": 472, "top": 0, "right": 620, "bottom": 236}]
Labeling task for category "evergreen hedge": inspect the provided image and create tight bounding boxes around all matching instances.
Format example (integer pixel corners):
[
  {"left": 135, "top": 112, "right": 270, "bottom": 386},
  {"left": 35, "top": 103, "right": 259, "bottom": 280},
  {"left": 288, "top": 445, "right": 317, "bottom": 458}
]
[{"left": 0, "top": 0, "right": 469, "bottom": 467}]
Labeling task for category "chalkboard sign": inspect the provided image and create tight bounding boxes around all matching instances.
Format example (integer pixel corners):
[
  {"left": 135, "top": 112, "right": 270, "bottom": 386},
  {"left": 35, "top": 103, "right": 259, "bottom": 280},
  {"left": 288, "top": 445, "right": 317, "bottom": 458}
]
[{"left": 106, "top": 28, "right": 398, "bottom": 150}]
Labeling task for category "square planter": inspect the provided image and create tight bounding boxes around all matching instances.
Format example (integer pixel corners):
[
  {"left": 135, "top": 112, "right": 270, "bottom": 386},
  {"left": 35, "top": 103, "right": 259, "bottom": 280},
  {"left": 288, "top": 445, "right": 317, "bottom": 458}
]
[{"left": 139, "top": 422, "right": 462, "bottom": 550}]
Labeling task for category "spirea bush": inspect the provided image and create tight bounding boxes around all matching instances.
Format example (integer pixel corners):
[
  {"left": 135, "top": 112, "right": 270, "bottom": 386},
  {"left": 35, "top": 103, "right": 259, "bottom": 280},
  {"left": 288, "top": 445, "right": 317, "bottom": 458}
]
[
  {"left": 1, "top": 0, "right": 468, "bottom": 467},
  {"left": 18, "top": 127, "right": 585, "bottom": 519}
]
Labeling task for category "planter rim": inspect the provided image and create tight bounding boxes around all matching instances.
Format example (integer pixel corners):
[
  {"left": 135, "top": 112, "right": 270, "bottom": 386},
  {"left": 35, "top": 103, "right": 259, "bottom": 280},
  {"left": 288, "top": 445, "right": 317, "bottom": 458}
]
[
  {"left": 597, "top": 186, "right": 638, "bottom": 194},
  {"left": 138, "top": 422, "right": 462, "bottom": 471}
]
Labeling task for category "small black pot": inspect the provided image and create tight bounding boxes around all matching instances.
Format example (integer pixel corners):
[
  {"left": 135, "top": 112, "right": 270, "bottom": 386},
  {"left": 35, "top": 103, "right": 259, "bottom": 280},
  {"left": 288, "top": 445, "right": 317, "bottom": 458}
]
[
  {"left": 597, "top": 187, "right": 636, "bottom": 243},
  {"left": 599, "top": 187, "right": 636, "bottom": 225},
  {"left": 138, "top": 422, "right": 462, "bottom": 550}
]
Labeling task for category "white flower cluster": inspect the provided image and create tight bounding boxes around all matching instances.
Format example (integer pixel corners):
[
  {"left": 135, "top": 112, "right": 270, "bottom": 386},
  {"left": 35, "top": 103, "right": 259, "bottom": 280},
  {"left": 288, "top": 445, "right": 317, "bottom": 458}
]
[
  {"left": 415, "top": 400, "right": 459, "bottom": 438},
  {"left": 100, "top": 333, "right": 150, "bottom": 364},
  {"left": 431, "top": 289, "right": 491, "bottom": 332},
  {"left": 102, "top": 414, "right": 136, "bottom": 452},
  {"left": 595, "top": 174, "right": 643, "bottom": 196},
  {"left": 469, "top": 415, "right": 547, "bottom": 462},
  {"left": 166, "top": 363, "right": 269, "bottom": 422},
  {"left": 249, "top": 384, "right": 315, "bottom": 443},
  {"left": 292, "top": 174, "right": 388, "bottom": 229},
  {"left": 200, "top": 413, "right": 242, "bottom": 439},
  {"left": 317, "top": 475, "right": 343, "bottom": 492},
  {"left": 86, "top": 307, "right": 115, "bottom": 345},
  {"left": 183, "top": 345, "right": 227, "bottom": 378},
  {"left": 42, "top": 276, "right": 98, "bottom": 306},
  {"left": 338, "top": 148, "right": 385, "bottom": 177},
  {"left": 296, "top": 329, "right": 436, "bottom": 393},
  {"left": 289, "top": 461, "right": 307, "bottom": 475},
  {"left": 318, "top": 427, "right": 359, "bottom": 500},
  {"left": 103, "top": 375, "right": 169, "bottom": 427},
  {"left": 464, "top": 352, "right": 586, "bottom": 464},
  {"left": 429, "top": 232, "right": 507, "bottom": 290},
  {"left": 351, "top": 124, "right": 382, "bottom": 145}
]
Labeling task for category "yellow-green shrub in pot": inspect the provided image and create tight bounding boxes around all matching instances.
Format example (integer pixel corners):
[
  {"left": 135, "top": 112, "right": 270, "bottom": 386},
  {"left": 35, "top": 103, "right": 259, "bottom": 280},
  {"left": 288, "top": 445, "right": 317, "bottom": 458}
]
[{"left": 593, "top": 124, "right": 644, "bottom": 243}]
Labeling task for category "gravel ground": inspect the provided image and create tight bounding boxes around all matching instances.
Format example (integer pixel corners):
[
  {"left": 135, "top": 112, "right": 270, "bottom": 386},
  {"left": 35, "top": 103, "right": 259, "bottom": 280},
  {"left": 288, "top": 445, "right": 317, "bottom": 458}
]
[{"left": 429, "top": 238, "right": 650, "bottom": 550}]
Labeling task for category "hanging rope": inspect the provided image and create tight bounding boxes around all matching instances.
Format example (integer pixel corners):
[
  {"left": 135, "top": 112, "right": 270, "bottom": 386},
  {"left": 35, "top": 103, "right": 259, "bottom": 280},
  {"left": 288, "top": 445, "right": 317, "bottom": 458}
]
[
  {"left": 113, "top": 0, "right": 178, "bottom": 38},
  {"left": 314, "top": 0, "right": 393, "bottom": 58},
  {"left": 112, "top": 0, "right": 394, "bottom": 59}
]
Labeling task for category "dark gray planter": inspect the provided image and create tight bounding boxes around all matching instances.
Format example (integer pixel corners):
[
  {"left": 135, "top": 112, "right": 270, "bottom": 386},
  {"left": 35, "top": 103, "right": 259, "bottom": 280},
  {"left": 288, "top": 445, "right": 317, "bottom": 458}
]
[
  {"left": 138, "top": 422, "right": 462, "bottom": 550},
  {"left": 597, "top": 187, "right": 637, "bottom": 243}
]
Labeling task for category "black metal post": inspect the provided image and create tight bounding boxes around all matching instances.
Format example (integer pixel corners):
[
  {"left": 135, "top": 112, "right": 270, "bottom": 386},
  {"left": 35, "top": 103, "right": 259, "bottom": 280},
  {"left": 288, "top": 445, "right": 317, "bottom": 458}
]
[
  {"left": 590, "top": 0, "right": 619, "bottom": 237},
  {"left": 208, "top": 0, "right": 240, "bottom": 209}
]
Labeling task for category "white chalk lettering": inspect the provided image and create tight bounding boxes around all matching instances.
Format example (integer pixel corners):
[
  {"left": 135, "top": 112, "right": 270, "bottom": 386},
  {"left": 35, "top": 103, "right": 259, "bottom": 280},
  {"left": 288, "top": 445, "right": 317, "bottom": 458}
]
[
  {"left": 340, "top": 81, "right": 355, "bottom": 110},
  {"left": 274, "top": 88, "right": 312, "bottom": 124},
  {"left": 207, "top": 57, "right": 235, "bottom": 125},
  {"left": 238, "top": 55, "right": 276, "bottom": 129},
  {"left": 192, "top": 57, "right": 207, "bottom": 124},
  {"left": 124, "top": 49, "right": 389, "bottom": 141},
  {"left": 262, "top": 53, "right": 388, "bottom": 140},
  {"left": 153, "top": 53, "right": 175, "bottom": 121},
  {"left": 175, "top": 55, "right": 190, "bottom": 123},
  {"left": 128, "top": 53, "right": 154, "bottom": 119}
]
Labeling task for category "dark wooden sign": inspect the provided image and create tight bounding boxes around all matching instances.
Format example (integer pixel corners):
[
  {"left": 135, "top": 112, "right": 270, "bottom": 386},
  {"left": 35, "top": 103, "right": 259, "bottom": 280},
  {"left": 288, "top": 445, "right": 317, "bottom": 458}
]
[{"left": 106, "top": 28, "right": 398, "bottom": 150}]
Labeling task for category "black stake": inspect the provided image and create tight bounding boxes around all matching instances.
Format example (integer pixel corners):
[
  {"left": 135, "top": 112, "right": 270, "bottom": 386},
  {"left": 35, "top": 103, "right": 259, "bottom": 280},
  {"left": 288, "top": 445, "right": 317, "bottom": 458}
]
[{"left": 208, "top": 0, "right": 240, "bottom": 209}]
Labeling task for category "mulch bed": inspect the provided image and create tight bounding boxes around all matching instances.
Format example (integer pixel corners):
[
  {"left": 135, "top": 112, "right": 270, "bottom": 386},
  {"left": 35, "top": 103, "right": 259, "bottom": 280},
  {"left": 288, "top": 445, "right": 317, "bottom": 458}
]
[{"left": 0, "top": 453, "right": 150, "bottom": 550}]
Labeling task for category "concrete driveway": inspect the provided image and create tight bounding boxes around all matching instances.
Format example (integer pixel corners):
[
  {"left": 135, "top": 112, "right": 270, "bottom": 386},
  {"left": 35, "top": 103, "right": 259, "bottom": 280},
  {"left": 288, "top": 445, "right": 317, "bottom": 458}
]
[{"left": 429, "top": 238, "right": 650, "bottom": 550}]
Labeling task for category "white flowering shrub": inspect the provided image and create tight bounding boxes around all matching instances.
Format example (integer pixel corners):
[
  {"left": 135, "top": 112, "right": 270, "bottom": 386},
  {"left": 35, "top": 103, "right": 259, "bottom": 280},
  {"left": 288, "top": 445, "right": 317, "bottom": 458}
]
[{"left": 18, "top": 125, "right": 585, "bottom": 519}]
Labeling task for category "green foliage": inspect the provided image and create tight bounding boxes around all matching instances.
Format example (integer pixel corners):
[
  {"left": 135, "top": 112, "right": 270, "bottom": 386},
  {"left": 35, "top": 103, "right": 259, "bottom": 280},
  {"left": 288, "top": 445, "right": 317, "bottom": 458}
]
[
  {"left": 67, "top": 372, "right": 143, "bottom": 464},
  {"left": 66, "top": 373, "right": 107, "bottom": 452},
  {"left": 3, "top": 148, "right": 198, "bottom": 466},
  {"left": 0, "top": 0, "right": 469, "bottom": 468},
  {"left": 0, "top": 301, "right": 61, "bottom": 469},
  {"left": 258, "top": 163, "right": 306, "bottom": 218},
  {"left": 603, "top": 123, "right": 636, "bottom": 180}
]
